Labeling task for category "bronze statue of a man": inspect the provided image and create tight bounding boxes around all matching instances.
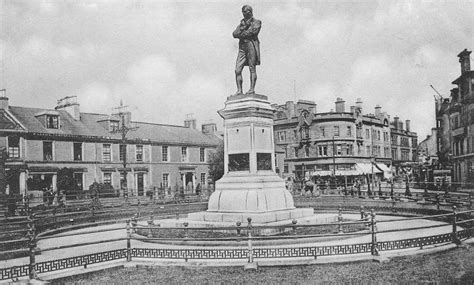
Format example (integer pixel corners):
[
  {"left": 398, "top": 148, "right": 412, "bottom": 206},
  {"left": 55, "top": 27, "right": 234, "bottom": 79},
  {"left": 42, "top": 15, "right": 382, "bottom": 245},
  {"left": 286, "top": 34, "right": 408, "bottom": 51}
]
[{"left": 233, "top": 5, "right": 261, "bottom": 95}]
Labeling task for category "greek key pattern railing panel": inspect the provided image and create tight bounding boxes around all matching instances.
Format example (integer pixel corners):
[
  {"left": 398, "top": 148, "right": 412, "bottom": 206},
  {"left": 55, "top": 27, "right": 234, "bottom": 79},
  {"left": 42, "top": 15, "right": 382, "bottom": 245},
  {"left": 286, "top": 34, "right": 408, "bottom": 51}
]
[
  {"left": 132, "top": 248, "right": 248, "bottom": 259},
  {"left": 254, "top": 243, "right": 372, "bottom": 258},
  {"left": 378, "top": 233, "right": 452, "bottom": 251},
  {"left": 0, "top": 249, "right": 127, "bottom": 281},
  {"left": 35, "top": 249, "right": 127, "bottom": 274},
  {"left": 0, "top": 265, "right": 29, "bottom": 281}
]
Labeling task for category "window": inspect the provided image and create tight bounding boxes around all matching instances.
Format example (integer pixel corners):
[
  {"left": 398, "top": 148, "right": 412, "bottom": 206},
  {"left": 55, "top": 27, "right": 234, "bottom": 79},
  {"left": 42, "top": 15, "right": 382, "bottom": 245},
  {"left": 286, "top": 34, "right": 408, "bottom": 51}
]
[
  {"left": 200, "top": 173, "right": 206, "bottom": 185},
  {"left": 305, "top": 145, "right": 310, "bottom": 157},
  {"left": 294, "top": 147, "right": 299, "bottom": 158},
  {"left": 366, "top": 146, "right": 371, "bottom": 156},
  {"left": 74, "top": 173, "right": 83, "bottom": 190},
  {"left": 336, "top": 145, "right": 342, "bottom": 156},
  {"left": 200, "top": 148, "right": 205, "bottom": 162},
  {"left": 284, "top": 164, "right": 289, "bottom": 173},
  {"left": 300, "top": 126, "right": 310, "bottom": 139},
  {"left": 103, "top": 173, "right": 112, "bottom": 184},
  {"left": 333, "top": 126, "right": 340, "bottom": 137},
  {"left": 73, "top": 143, "right": 82, "bottom": 161},
  {"left": 318, "top": 145, "right": 328, "bottom": 156},
  {"left": 46, "top": 115, "right": 59, "bottom": 129},
  {"left": 120, "top": 145, "right": 126, "bottom": 161},
  {"left": 346, "top": 126, "right": 352, "bottom": 137},
  {"left": 120, "top": 173, "right": 127, "bottom": 189},
  {"left": 43, "top": 141, "right": 53, "bottom": 161},
  {"left": 320, "top": 127, "right": 325, "bottom": 137},
  {"left": 7, "top": 136, "right": 20, "bottom": 158},
  {"left": 383, "top": 131, "right": 389, "bottom": 142},
  {"left": 110, "top": 121, "right": 119, "bottom": 132},
  {"left": 365, "top": 129, "right": 370, "bottom": 139},
  {"left": 162, "top": 146, "right": 169, "bottom": 162},
  {"left": 162, "top": 173, "right": 169, "bottom": 188},
  {"left": 103, "top": 144, "right": 111, "bottom": 162},
  {"left": 277, "top": 131, "right": 286, "bottom": 142},
  {"left": 384, "top": 147, "right": 390, "bottom": 157},
  {"left": 136, "top": 145, "right": 143, "bottom": 162},
  {"left": 181, "top": 147, "right": 188, "bottom": 162}
]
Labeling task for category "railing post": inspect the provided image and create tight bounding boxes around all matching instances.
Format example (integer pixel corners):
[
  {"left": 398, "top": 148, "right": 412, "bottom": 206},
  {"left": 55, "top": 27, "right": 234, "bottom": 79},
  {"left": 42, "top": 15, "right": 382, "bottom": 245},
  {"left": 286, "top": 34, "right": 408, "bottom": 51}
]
[
  {"left": 147, "top": 216, "right": 154, "bottom": 238},
  {"left": 390, "top": 179, "right": 394, "bottom": 200},
  {"left": 451, "top": 206, "right": 461, "bottom": 245},
  {"left": 236, "top": 221, "right": 242, "bottom": 237},
  {"left": 370, "top": 209, "right": 379, "bottom": 256},
  {"left": 131, "top": 213, "right": 138, "bottom": 233},
  {"left": 27, "top": 211, "right": 37, "bottom": 280},
  {"left": 244, "top": 217, "right": 257, "bottom": 270},
  {"left": 137, "top": 199, "right": 141, "bottom": 218},
  {"left": 183, "top": 222, "right": 189, "bottom": 239},
  {"left": 338, "top": 207, "right": 343, "bottom": 234},
  {"left": 360, "top": 206, "right": 365, "bottom": 221},
  {"left": 126, "top": 219, "right": 132, "bottom": 262},
  {"left": 292, "top": 219, "right": 298, "bottom": 235},
  {"left": 176, "top": 207, "right": 179, "bottom": 220}
]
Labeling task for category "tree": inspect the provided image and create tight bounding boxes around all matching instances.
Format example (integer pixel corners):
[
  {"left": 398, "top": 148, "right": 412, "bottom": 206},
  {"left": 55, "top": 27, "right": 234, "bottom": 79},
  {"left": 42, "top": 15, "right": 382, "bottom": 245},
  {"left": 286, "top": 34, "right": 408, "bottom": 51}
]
[
  {"left": 208, "top": 141, "right": 224, "bottom": 182},
  {"left": 57, "top": 167, "right": 77, "bottom": 193}
]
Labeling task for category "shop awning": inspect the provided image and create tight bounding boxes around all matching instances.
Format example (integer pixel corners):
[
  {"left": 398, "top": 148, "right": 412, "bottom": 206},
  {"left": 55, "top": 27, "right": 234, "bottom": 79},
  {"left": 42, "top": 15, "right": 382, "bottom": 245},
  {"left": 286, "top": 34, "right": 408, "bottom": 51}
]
[
  {"left": 355, "top": 163, "right": 382, "bottom": 174},
  {"left": 374, "top": 163, "right": 392, "bottom": 179}
]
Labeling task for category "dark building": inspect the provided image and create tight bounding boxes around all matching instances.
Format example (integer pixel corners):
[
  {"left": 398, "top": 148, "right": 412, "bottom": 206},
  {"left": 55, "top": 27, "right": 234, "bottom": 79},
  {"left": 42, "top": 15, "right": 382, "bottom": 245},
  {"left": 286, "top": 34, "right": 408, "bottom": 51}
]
[{"left": 435, "top": 49, "right": 474, "bottom": 185}]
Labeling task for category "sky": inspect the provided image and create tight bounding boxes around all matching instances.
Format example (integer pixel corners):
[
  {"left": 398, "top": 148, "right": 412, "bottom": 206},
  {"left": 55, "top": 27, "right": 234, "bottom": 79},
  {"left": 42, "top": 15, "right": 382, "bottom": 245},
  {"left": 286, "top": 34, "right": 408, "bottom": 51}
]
[{"left": 0, "top": 0, "right": 473, "bottom": 140}]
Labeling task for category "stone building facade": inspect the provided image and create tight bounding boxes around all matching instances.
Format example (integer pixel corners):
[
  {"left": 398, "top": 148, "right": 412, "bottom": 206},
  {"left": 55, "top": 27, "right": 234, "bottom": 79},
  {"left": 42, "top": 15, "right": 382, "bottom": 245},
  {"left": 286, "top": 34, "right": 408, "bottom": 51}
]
[
  {"left": 0, "top": 94, "right": 220, "bottom": 196},
  {"left": 390, "top": 116, "right": 418, "bottom": 174},
  {"left": 435, "top": 49, "right": 474, "bottom": 184},
  {"left": 272, "top": 98, "right": 406, "bottom": 182}
]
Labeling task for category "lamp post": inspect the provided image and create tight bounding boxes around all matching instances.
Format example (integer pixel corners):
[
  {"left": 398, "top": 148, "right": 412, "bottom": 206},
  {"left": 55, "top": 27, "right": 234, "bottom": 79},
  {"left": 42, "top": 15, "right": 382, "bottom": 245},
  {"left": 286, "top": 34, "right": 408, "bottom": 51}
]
[{"left": 112, "top": 101, "right": 138, "bottom": 200}]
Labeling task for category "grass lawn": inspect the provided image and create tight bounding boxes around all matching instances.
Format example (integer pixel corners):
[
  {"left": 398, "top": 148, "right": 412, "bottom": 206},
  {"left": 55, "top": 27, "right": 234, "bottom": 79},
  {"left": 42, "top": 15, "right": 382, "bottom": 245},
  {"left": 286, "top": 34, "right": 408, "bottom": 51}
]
[{"left": 53, "top": 246, "right": 474, "bottom": 284}]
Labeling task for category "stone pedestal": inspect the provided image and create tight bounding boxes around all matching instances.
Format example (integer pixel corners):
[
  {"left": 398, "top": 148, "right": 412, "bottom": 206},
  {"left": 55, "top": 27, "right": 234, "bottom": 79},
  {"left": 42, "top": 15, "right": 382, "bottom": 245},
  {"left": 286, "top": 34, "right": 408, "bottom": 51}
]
[{"left": 188, "top": 93, "right": 313, "bottom": 224}]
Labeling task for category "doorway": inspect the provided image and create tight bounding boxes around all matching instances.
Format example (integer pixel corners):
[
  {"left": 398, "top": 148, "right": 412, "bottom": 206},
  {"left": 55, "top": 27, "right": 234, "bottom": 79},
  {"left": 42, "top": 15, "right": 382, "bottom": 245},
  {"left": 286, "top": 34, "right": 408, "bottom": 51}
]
[
  {"left": 137, "top": 173, "right": 144, "bottom": 196},
  {"left": 185, "top": 172, "right": 193, "bottom": 193}
]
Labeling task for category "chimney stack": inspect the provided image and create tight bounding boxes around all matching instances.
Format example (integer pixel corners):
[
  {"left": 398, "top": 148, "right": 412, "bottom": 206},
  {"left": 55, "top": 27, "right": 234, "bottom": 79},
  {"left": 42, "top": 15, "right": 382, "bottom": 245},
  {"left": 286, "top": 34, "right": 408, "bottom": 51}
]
[
  {"left": 458, "top": 49, "right": 471, "bottom": 73},
  {"left": 393, "top": 116, "right": 399, "bottom": 130},
  {"left": 0, "top": 89, "right": 8, "bottom": 110},
  {"left": 375, "top": 105, "right": 382, "bottom": 118},
  {"left": 335, "top": 97, "right": 345, "bottom": 113},
  {"left": 286, "top": 101, "right": 295, "bottom": 118},
  {"left": 405, "top": 120, "right": 411, "bottom": 132},
  {"left": 355, "top": 98, "right": 363, "bottom": 114},
  {"left": 184, "top": 113, "right": 197, "bottom": 129},
  {"left": 202, "top": 122, "right": 217, "bottom": 136},
  {"left": 55, "top": 96, "right": 80, "bottom": 120}
]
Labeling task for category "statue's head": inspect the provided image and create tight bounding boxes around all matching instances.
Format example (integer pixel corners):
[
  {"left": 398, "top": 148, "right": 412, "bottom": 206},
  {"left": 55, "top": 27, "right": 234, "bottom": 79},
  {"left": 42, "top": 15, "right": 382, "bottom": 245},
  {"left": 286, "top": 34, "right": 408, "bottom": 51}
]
[{"left": 242, "top": 5, "right": 253, "bottom": 19}]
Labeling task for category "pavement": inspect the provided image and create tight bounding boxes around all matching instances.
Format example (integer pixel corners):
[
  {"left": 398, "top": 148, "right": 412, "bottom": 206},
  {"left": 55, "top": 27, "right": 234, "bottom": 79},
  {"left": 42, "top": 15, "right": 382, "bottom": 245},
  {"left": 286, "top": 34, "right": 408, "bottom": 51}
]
[{"left": 0, "top": 213, "right": 470, "bottom": 282}]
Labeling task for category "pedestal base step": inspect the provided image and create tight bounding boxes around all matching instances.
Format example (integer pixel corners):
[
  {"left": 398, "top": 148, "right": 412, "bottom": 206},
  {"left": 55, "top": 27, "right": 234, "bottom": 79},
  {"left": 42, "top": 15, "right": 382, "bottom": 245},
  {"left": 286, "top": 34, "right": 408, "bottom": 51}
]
[{"left": 188, "top": 208, "right": 314, "bottom": 224}]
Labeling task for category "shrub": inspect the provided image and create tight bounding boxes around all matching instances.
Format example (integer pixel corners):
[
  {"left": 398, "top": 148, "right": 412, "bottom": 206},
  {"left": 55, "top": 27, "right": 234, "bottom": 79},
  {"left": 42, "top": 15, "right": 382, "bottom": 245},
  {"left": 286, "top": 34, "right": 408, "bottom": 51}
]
[{"left": 89, "top": 182, "right": 118, "bottom": 198}]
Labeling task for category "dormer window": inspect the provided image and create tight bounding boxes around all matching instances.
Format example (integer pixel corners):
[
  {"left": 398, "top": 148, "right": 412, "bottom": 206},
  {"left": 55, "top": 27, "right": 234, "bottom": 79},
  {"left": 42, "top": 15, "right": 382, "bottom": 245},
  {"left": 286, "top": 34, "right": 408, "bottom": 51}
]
[
  {"left": 46, "top": 115, "right": 59, "bottom": 129},
  {"left": 110, "top": 120, "right": 119, "bottom": 132}
]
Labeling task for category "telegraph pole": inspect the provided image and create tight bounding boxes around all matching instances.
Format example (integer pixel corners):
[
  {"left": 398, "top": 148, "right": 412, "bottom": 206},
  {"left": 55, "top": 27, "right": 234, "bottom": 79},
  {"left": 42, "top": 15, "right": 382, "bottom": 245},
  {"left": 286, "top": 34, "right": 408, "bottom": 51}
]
[{"left": 111, "top": 101, "right": 138, "bottom": 200}]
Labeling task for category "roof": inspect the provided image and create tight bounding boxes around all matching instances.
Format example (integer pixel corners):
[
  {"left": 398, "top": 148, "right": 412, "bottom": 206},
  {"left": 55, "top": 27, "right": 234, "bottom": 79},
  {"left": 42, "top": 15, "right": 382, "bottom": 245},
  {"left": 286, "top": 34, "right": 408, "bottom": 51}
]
[
  {"left": 0, "top": 110, "right": 23, "bottom": 130},
  {"left": 7, "top": 106, "right": 219, "bottom": 146}
]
